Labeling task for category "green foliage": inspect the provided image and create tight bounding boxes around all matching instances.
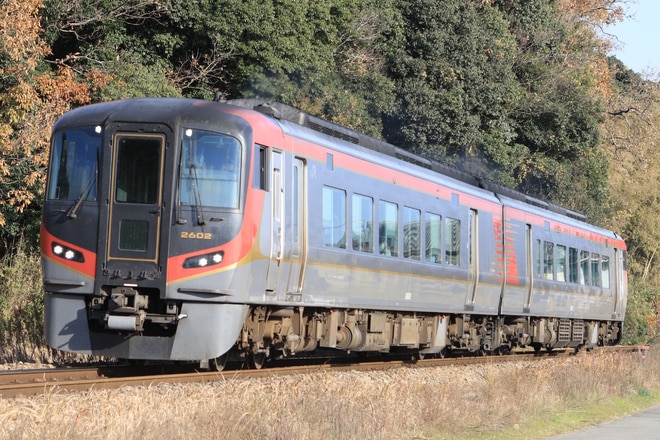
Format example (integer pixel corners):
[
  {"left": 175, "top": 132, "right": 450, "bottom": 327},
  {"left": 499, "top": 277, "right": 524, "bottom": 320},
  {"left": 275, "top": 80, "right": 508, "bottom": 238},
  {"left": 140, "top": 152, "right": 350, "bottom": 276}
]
[
  {"left": 161, "top": 0, "right": 362, "bottom": 97},
  {"left": 518, "top": 151, "right": 608, "bottom": 228},
  {"left": 515, "top": 78, "right": 602, "bottom": 160},
  {"left": 385, "top": 0, "right": 522, "bottom": 165},
  {"left": 0, "top": 202, "right": 42, "bottom": 258},
  {"left": 496, "top": 0, "right": 606, "bottom": 206},
  {"left": 622, "top": 277, "right": 659, "bottom": 345},
  {"left": 0, "top": 242, "right": 48, "bottom": 362},
  {"left": 92, "top": 55, "right": 181, "bottom": 101},
  {"left": 34, "top": 0, "right": 615, "bottom": 219}
]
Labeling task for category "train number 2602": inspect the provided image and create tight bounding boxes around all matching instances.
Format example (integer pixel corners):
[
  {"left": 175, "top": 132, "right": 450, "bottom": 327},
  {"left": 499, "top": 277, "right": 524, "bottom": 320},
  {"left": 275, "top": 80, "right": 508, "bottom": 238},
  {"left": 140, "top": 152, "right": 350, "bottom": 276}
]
[{"left": 180, "top": 232, "right": 212, "bottom": 240}]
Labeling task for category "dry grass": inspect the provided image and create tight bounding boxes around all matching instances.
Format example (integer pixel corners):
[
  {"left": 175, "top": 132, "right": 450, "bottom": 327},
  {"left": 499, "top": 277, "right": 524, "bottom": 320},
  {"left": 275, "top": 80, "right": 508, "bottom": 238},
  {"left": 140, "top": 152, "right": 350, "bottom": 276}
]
[{"left": 1, "top": 348, "right": 659, "bottom": 440}]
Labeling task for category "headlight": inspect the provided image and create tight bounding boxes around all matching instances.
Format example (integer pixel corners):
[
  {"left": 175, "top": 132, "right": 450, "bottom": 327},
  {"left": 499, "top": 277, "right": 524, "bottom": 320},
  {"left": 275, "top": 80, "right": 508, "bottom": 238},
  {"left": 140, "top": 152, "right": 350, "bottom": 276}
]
[
  {"left": 52, "top": 242, "right": 85, "bottom": 263},
  {"left": 183, "top": 251, "right": 224, "bottom": 268}
]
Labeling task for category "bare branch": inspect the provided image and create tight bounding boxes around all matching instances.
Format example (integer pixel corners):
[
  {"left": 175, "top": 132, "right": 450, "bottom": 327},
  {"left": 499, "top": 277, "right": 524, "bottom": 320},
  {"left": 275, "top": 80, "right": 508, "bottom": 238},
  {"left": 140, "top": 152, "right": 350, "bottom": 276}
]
[
  {"left": 167, "top": 43, "right": 235, "bottom": 92},
  {"left": 49, "top": 0, "right": 167, "bottom": 41},
  {"left": 608, "top": 106, "right": 637, "bottom": 116}
]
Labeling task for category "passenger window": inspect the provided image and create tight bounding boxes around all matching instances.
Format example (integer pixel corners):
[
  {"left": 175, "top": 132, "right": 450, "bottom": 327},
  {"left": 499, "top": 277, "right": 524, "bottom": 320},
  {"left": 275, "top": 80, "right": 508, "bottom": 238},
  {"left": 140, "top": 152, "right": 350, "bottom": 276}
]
[
  {"left": 580, "top": 250, "right": 590, "bottom": 285},
  {"left": 556, "top": 245, "right": 567, "bottom": 282},
  {"left": 253, "top": 145, "right": 268, "bottom": 190},
  {"left": 569, "top": 248, "right": 579, "bottom": 283},
  {"left": 403, "top": 207, "right": 421, "bottom": 260},
  {"left": 352, "top": 194, "right": 373, "bottom": 253},
  {"left": 543, "top": 242, "right": 554, "bottom": 280},
  {"left": 322, "top": 186, "right": 346, "bottom": 248},
  {"left": 445, "top": 218, "right": 460, "bottom": 266},
  {"left": 591, "top": 253, "right": 601, "bottom": 287},
  {"left": 378, "top": 200, "right": 398, "bottom": 256},
  {"left": 425, "top": 213, "right": 442, "bottom": 264},
  {"left": 601, "top": 256, "right": 610, "bottom": 289}
]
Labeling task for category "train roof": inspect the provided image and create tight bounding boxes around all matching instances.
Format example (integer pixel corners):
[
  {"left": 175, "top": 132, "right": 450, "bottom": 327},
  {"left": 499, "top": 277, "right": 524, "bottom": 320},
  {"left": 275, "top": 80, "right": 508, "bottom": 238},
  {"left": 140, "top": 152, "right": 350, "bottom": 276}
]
[
  {"left": 53, "top": 97, "right": 609, "bottom": 234},
  {"left": 226, "top": 98, "right": 588, "bottom": 223},
  {"left": 53, "top": 98, "right": 254, "bottom": 135}
]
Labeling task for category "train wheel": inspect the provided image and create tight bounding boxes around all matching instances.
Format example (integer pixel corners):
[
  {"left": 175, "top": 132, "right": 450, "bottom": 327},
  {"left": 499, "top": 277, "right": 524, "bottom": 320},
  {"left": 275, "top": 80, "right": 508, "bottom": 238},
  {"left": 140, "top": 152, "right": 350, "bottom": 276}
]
[
  {"left": 210, "top": 353, "right": 228, "bottom": 372},
  {"left": 248, "top": 352, "right": 267, "bottom": 369}
]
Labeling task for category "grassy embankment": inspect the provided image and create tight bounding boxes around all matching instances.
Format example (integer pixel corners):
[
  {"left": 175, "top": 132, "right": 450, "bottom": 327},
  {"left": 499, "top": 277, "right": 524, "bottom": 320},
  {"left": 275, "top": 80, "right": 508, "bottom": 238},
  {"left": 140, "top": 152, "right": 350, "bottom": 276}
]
[{"left": 0, "top": 348, "right": 658, "bottom": 439}]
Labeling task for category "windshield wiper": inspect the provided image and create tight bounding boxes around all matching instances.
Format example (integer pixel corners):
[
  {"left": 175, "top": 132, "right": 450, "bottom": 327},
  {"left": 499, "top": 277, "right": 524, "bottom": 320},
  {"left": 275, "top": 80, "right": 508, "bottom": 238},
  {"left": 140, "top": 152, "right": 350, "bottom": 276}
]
[
  {"left": 67, "top": 152, "right": 98, "bottom": 219},
  {"left": 190, "top": 163, "right": 207, "bottom": 226}
]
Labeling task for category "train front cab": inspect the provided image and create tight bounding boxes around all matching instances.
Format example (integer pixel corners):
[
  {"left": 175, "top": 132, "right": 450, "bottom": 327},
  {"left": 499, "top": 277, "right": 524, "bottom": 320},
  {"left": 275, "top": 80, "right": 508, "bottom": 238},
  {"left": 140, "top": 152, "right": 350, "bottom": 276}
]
[{"left": 42, "top": 99, "right": 261, "bottom": 362}]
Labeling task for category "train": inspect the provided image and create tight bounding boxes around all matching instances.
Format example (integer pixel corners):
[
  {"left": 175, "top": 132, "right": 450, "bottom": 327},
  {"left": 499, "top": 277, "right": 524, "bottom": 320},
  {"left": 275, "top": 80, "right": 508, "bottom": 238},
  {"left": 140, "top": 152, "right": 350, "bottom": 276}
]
[{"left": 41, "top": 97, "right": 627, "bottom": 369}]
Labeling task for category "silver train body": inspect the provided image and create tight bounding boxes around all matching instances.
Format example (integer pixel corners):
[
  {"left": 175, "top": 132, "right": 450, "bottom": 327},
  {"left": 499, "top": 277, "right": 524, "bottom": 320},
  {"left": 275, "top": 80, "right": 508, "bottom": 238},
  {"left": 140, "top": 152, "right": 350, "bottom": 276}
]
[{"left": 42, "top": 98, "right": 627, "bottom": 367}]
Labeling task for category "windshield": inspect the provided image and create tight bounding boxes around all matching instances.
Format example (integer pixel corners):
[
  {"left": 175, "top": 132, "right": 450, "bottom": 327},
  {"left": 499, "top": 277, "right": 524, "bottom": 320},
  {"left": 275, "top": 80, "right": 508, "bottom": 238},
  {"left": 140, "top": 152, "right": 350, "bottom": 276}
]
[
  {"left": 47, "top": 126, "right": 101, "bottom": 201},
  {"left": 179, "top": 129, "right": 241, "bottom": 209}
]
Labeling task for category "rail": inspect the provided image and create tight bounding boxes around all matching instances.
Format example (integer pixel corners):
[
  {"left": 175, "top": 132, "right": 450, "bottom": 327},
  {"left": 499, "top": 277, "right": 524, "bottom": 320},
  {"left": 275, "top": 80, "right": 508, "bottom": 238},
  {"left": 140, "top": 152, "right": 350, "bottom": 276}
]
[{"left": 0, "top": 345, "right": 647, "bottom": 399}]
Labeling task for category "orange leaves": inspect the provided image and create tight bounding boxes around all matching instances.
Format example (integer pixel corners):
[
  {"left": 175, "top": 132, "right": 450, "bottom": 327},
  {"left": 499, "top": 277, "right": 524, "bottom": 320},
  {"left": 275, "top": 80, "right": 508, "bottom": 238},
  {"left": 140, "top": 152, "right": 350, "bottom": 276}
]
[
  {"left": 0, "top": 0, "right": 50, "bottom": 75},
  {"left": 0, "top": 1, "right": 103, "bottom": 229},
  {"left": 86, "top": 69, "right": 114, "bottom": 92},
  {"left": 557, "top": 0, "right": 625, "bottom": 26},
  {"left": 556, "top": 0, "right": 625, "bottom": 56},
  {"left": 1, "top": 80, "right": 40, "bottom": 125},
  {"left": 592, "top": 57, "right": 614, "bottom": 94},
  {"left": 1, "top": 189, "right": 35, "bottom": 213},
  {"left": 0, "top": 65, "right": 102, "bottom": 227},
  {"left": 36, "top": 67, "right": 92, "bottom": 108}
]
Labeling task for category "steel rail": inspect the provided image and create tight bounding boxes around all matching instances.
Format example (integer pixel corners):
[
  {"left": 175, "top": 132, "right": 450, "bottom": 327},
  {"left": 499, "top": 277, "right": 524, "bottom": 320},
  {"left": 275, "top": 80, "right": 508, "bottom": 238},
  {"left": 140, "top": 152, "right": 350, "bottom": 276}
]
[{"left": 0, "top": 345, "right": 647, "bottom": 399}]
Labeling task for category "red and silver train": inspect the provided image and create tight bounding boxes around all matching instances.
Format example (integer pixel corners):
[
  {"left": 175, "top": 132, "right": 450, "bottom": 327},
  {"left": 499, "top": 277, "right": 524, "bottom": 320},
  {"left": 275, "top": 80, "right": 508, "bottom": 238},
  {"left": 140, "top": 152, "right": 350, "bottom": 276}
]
[{"left": 41, "top": 98, "right": 627, "bottom": 369}]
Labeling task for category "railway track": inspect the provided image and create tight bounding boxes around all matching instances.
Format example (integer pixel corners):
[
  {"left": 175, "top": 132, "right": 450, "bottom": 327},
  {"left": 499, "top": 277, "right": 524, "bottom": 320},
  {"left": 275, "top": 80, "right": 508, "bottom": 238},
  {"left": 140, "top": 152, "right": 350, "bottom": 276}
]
[{"left": 0, "top": 345, "right": 647, "bottom": 399}]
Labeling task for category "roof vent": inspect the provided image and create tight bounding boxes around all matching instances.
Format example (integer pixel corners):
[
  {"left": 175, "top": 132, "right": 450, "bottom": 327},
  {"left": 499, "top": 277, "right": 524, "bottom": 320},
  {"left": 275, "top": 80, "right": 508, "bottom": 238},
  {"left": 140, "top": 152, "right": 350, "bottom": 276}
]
[{"left": 252, "top": 103, "right": 282, "bottom": 120}]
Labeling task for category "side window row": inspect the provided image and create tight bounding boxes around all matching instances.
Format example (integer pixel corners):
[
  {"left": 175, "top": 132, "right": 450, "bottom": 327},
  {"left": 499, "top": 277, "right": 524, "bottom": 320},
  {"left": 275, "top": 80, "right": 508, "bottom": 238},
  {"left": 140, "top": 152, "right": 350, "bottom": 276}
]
[
  {"left": 537, "top": 240, "right": 610, "bottom": 288},
  {"left": 322, "top": 186, "right": 461, "bottom": 266}
]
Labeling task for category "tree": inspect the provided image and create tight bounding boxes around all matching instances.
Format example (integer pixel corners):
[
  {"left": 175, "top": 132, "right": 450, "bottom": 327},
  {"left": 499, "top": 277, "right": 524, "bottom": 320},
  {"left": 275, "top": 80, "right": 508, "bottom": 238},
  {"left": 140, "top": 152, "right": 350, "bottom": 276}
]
[
  {"left": 385, "top": 0, "right": 522, "bottom": 178},
  {"left": 0, "top": 0, "right": 53, "bottom": 253},
  {"left": 0, "top": 0, "right": 102, "bottom": 254},
  {"left": 602, "top": 59, "right": 660, "bottom": 281},
  {"left": 256, "top": 0, "right": 402, "bottom": 137}
]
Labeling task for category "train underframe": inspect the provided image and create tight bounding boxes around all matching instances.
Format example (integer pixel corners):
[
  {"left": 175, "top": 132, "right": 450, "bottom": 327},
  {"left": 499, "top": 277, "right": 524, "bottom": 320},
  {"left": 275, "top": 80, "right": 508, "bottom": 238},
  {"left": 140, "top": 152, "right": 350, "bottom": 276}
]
[
  {"left": 80, "top": 288, "right": 621, "bottom": 369},
  {"left": 213, "top": 306, "right": 622, "bottom": 370}
]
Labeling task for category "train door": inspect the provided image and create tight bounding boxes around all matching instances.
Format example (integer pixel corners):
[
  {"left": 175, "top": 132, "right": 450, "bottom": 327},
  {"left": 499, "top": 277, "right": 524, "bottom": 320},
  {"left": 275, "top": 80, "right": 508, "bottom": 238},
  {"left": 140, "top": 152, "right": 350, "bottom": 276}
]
[
  {"left": 105, "top": 132, "right": 165, "bottom": 275},
  {"left": 524, "top": 223, "right": 533, "bottom": 313},
  {"left": 265, "top": 150, "right": 284, "bottom": 293},
  {"left": 465, "top": 209, "right": 478, "bottom": 309},
  {"left": 265, "top": 152, "right": 307, "bottom": 297},
  {"left": 612, "top": 249, "right": 626, "bottom": 319},
  {"left": 286, "top": 158, "right": 306, "bottom": 295}
]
